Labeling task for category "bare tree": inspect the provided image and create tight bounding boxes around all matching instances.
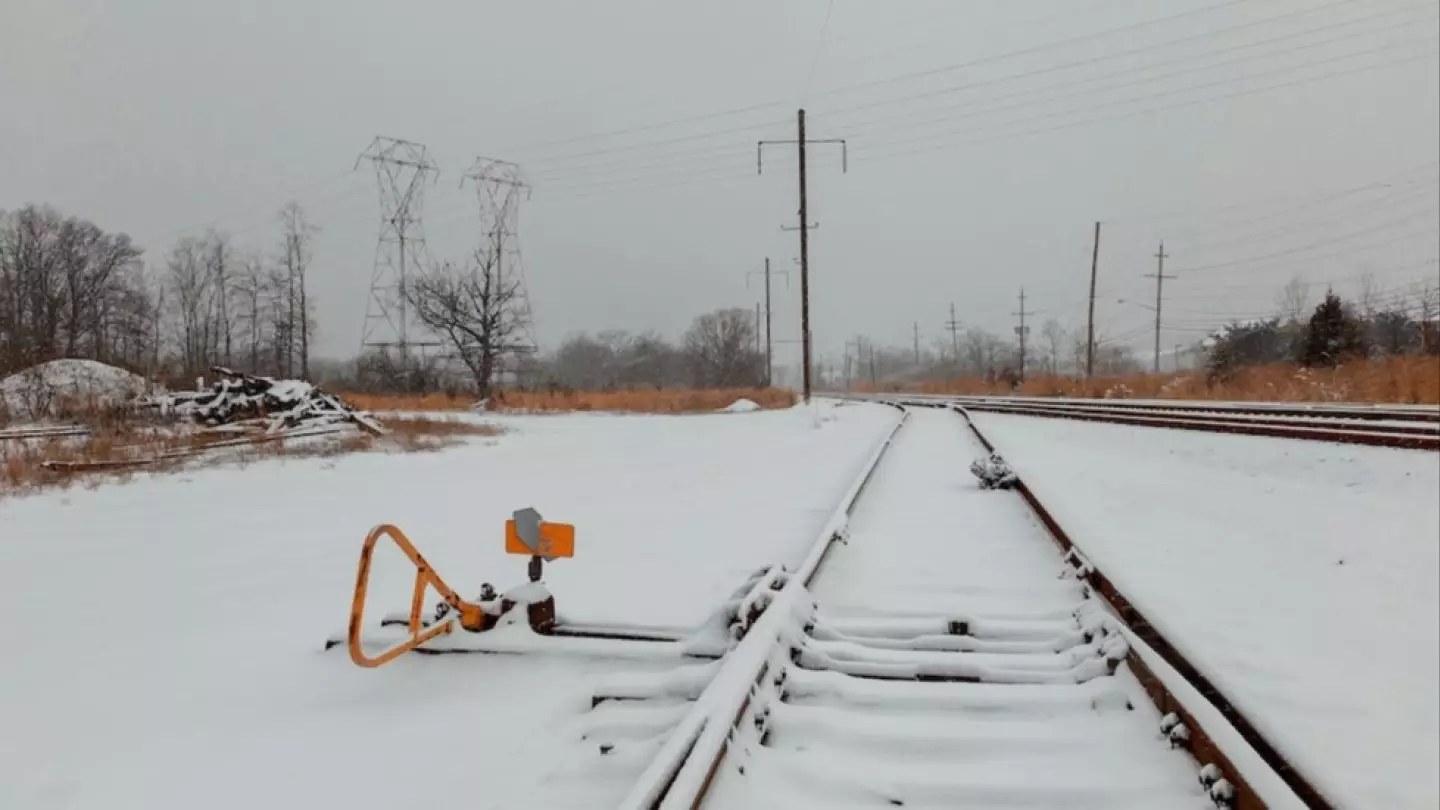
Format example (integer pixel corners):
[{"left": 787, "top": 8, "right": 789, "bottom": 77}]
[
  {"left": 167, "top": 236, "right": 213, "bottom": 377},
  {"left": 683, "top": 308, "right": 762, "bottom": 387},
  {"left": 1277, "top": 276, "right": 1311, "bottom": 323},
  {"left": 403, "top": 241, "right": 526, "bottom": 399},
  {"left": 204, "top": 229, "right": 233, "bottom": 367},
  {"left": 0, "top": 205, "right": 142, "bottom": 373},
  {"left": 231, "top": 251, "right": 267, "bottom": 373},
  {"left": 1356, "top": 270, "right": 1380, "bottom": 318},
  {"left": 1040, "top": 319, "right": 1067, "bottom": 375},
  {"left": 277, "top": 202, "right": 319, "bottom": 379}
]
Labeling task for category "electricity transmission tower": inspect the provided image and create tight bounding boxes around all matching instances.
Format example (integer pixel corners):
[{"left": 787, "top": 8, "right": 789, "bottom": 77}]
[
  {"left": 461, "top": 156, "right": 538, "bottom": 373},
  {"left": 356, "top": 136, "right": 441, "bottom": 360}
]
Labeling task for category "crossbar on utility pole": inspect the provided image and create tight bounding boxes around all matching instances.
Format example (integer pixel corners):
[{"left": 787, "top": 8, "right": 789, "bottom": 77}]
[
  {"left": 759, "top": 109, "right": 847, "bottom": 403},
  {"left": 1144, "top": 240, "right": 1175, "bottom": 373},
  {"left": 747, "top": 258, "right": 789, "bottom": 387}
]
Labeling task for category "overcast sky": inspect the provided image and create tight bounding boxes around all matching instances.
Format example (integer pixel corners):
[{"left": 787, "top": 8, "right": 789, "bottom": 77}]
[{"left": 4, "top": 0, "right": 1438, "bottom": 373}]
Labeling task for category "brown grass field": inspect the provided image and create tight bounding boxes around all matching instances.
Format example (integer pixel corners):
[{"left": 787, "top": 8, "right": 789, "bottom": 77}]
[
  {"left": 1, "top": 414, "right": 499, "bottom": 498},
  {"left": 872, "top": 357, "right": 1440, "bottom": 404},
  {"left": 343, "top": 387, "right": 798, "bottom": 414}
]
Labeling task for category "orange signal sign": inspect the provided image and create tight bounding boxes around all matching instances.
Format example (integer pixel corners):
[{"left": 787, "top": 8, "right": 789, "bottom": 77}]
[{"left": 505, "top": 519, "right": 575, "bottom": 559}]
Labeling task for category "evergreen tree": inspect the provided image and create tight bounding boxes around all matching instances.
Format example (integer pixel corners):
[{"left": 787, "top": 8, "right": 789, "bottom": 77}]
[{"left": 1299, "top": 290, "right": 1366, "bottom": 367}]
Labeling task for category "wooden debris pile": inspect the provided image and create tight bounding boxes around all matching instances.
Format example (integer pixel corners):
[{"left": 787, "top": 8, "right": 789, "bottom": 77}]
[{"left": 141, "top": 367, "right": 387, "bottom": 438}]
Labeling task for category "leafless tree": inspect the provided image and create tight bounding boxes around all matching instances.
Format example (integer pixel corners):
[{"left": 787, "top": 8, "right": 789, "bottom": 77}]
[
  {"left": 403, "top": 240, "right": 527, "bottom": 399},
  {"left": 683, "top": 308, "right": 762, "bottom": 387},
  {"left": 204, "top": 229, "right": 233, "bottom": 367},
  {"left": 277, "top": 202, "right": 319, "bottom": 379},
  {"left": 1040, "top": 319, "right": 1067, "bottom": 375},
  {"left": 1356, "top": 270, "right": 1380, "bottom": 318},
  {"left": 0, "top": 205, "right": 143, "bottom": 374},
  {"left": 231, "top": 251, "right": 267, "bottom": 374},
  {"left": 1277, "top": 276, "right": 1311, "bottom": 323},
  {"left": 167, "top": 236, "right": 213, "bottom": 376}
]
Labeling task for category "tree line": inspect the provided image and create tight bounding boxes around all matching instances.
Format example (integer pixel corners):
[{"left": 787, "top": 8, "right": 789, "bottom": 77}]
[
  {"left": 1, "top": 202, "right": 318, "bottom": 385},
  {"left": 1206, "top": 282, "right": 1440, "bottom": 381}
]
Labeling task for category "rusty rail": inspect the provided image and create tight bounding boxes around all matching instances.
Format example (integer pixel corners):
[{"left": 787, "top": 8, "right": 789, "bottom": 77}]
[{"left": 954, "top": 402, "right": 1334, "bottom": 810}]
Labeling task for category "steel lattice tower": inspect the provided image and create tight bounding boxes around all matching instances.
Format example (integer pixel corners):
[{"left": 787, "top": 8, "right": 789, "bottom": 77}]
[
  {"left": 461, "top": 157, "right": 538, "bottom": 358},
  {"left": 356, "top": 136, "right": 440, "bottom": 359}
]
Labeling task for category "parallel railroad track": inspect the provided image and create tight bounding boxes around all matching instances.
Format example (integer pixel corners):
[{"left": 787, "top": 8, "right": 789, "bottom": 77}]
[
  {"left": 605, "top": 403, "right": 1327, "bottom": 809},
  {"left": 842, "top": 393, "right": 1439, "bottom": 450}
]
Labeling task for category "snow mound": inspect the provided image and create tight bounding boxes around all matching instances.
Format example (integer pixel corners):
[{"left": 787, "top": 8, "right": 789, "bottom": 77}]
[
  {"left": 723, "top": 398, "right": 761, "bottom": 413},
  {"left": 0, "top": 359, "right": 148, "bottom": 419}
]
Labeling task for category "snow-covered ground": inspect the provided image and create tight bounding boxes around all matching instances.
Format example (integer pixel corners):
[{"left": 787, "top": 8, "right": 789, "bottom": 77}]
[
  {"left": 0, "top": 400, "right": 899, "bottom": 809},
  {"left": 970, "top": 411, "right": 1440, "bottom": 810},
  {"left": 707, "top": 408, "right": 1207, "bottom": 809}
]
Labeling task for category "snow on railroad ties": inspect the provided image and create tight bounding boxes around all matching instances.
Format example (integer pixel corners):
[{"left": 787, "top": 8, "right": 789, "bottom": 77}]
[
  {"left": 971, "top": 410, "right": 1440, "bottom": 810},
  {"left": 705, "top": 408, "right": 1208, "bottom": 809},
  {"left": 0, "top": 399, "right": 898, "bottom": 810}
]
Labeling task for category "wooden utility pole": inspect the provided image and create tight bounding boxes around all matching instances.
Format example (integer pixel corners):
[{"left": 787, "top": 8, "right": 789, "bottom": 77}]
[
  {"left": 759, "top": 110, "right": 847, "bottom": 403},
  {"left": 747, "top": 258, "right": 788, "bottom": 387},
  {"left": 754, "top": 301, "right": 763, "bottom": 357},
  {"left": 1013, "top": 288, "right": 1030, "bottom": 382},
  {"left": 1086, "top": 221, "right": 1102, "bottom": 379},
  {"left": 1144, "top": 241, "right": 1175, "bottom": 373},
  {"left": 945, "top": 303, "right": 962, "bottom": 364},
  {"left": 912, "top": 321, "right": 920, "bottom": 365}
]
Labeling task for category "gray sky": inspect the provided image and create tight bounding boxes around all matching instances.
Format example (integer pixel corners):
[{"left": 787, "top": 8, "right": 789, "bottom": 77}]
[{"left": 4, "top": 0, "right": 1438, "bottom": 372}]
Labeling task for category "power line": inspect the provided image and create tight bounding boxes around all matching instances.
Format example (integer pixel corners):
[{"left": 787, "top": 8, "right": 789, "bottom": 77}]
[
  {"left": 852, "top": 34, "right": 1439, "bottom": 163},
  {"left": 492, "top": 0, "right": 1266, "bottom": 162},
  {"left": 823, "top": 0, "right": 1424, "bottom": 134},
  {"left": 524, "top": 2, "right": 1427, "bottom": 185},
  {"left": 538, "top": 37, "right": 1437, "bottom": 198},
  {"left": 856, "top": 44, "right": 1438, "bottom": 167}
]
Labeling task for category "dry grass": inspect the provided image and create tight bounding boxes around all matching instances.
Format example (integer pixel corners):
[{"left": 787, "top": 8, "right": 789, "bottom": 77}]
[
  {"left": 876, "top": 356, "right": 1440, "bottom": 404},
  {"left": 342, "top": 387, "right": 798, "bottom": 414},
  {"left": 1, "top": 413, "right": 502, "bottom": 499}
]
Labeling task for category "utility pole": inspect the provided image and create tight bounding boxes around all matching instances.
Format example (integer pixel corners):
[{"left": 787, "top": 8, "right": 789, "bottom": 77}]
[
  {"left": 747, "top": 257, "right": 789, "bottom": 387},
  {"left": 945, "top": 303, "right": 962, "bottom": 364},
  {"left": 755, "top": 302, "right": 763, "bottom": 357},
  {"left": 844, "top": 336, "right": 864, "bottom": 391},
  {"left": 1013, "top": 288, "right": 1031, "bottom": 382},
  {"left": 1144, "top": 241, "right": 1175, "bottom": 373},
  {"left": 912, "top": 321, "right": 920, "bottom": 365},
  {"left": 1086, "top": 221, "right": 1102, "bottom": 379},
  {"left": 868, "top": 342, "right": 877, "bottom": 386},
  {"left": 759, "top": 109, "right": 847, "bottom": 403}
]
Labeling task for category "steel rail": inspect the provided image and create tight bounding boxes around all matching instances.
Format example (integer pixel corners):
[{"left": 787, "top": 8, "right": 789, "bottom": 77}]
[
  {"left": 947, "top": 398, "right": 1440, "bottom": 436},
  {"left": 954, "top": 402, "right": 1336, "bottom": 810},
  {"left": 955, "top": 399, "right": 1438, "bottom": 450},
  {"left": 616, "top": 401, "right": 910, "bottom": 810},
  {"left": 855, "top": 391, "right": 1440, "bottom": 424}
]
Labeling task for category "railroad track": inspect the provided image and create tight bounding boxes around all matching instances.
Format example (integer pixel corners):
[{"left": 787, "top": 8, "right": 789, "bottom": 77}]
[
  {"left": 842, "top": 393, "right": 1439, "bottom": 450},
  {"left": 593, "top": 403, "right": 1323, "bottom": 809}
]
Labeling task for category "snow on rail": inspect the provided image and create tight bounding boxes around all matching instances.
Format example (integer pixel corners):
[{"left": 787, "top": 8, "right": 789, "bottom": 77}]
[{"left": 616, "top": 403, "right": 909, "bottom": 809}]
